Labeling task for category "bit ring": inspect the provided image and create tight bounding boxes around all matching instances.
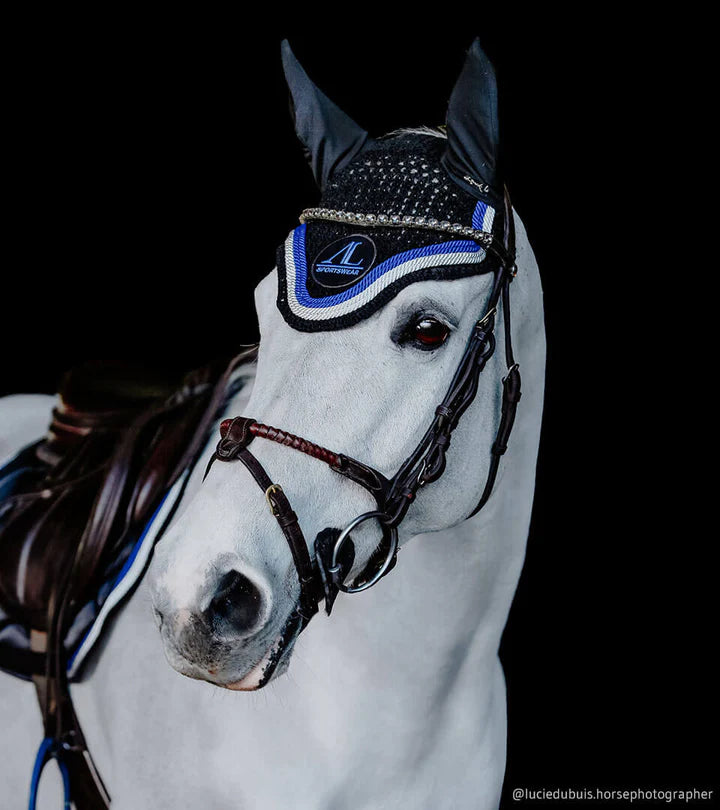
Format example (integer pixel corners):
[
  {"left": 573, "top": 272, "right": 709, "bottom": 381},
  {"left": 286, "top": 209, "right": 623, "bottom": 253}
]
[{"left": 328, "top": 511, "right": 398, "bottom": 594}]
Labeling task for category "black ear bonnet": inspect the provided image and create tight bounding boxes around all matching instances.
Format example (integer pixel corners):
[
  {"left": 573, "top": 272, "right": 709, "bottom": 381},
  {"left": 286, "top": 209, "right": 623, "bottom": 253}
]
[{"left": 276, "top": 40, "right": 505, "bottom": 333}]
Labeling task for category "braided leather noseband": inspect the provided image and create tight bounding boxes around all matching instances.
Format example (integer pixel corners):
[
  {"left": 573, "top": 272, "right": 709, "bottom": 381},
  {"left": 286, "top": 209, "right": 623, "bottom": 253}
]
[{"left": 204, "top": 189, "right": 521, "bottom": 630}]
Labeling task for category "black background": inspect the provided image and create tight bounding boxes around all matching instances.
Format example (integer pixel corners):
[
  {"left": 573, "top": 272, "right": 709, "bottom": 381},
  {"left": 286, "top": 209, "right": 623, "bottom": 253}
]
[{"left": 2, "top": 12, "right": 714, "bottom": 807}]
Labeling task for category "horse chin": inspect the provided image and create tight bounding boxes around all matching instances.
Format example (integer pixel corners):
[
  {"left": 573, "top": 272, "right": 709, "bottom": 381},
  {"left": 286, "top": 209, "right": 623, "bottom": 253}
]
[{"left": 221, "top": 611, "right": 303, "bottom": 692}]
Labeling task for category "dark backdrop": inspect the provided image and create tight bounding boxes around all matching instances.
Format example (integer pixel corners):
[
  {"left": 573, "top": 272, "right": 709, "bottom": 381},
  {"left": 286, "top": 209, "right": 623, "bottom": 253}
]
[{"left": 3, "top": 14, "right": 714, "bottom": 806}]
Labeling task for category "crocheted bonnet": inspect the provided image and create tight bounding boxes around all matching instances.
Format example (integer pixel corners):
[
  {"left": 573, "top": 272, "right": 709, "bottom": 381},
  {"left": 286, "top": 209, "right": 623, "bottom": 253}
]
[{"left": 276, "top": 40, "right": 506, "bottom": 332}]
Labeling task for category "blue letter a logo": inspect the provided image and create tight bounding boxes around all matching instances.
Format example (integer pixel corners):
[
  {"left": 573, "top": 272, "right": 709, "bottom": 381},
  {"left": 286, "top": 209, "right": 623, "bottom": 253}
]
[{"left": 311, "top": 234, "right": 377, "bottom": 290}]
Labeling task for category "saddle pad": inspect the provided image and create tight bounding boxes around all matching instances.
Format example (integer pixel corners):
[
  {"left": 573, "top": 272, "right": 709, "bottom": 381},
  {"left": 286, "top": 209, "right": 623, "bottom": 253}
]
[
  {"left": 0, "top": 362, "right": 250, "bottom": 682},
  {"left": 65, "top": 466, "right": 191, "bottom": 678}
]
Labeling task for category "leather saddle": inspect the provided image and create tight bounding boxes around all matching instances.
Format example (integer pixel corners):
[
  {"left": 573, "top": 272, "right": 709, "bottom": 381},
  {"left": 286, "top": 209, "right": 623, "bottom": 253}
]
[{"left": 0, "top": 350, "right": 252, "bottom": 808}]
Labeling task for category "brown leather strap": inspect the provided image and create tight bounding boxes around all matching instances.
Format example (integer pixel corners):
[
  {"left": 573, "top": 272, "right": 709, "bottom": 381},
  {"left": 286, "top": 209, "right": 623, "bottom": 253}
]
[
  {"left": 218, "top": 418, "right": 391, "bottom": 506},
  {"left": 32, "top": 673, "right": 111, "bottom": 809},
  {"left": 29, "top": 350, "right": 256, "bottom": 808},
  {"left": 67, "top": 350, "right": 256, "bottom": 606},
  {"left": 235, "top": 449, "right": 319, "bottom": 621},
  {"left": 246, "top": 422, "right": 339, "bottom": 466},
  {"left": 208, "top": 417, "right": 320, "bottom": 621}
]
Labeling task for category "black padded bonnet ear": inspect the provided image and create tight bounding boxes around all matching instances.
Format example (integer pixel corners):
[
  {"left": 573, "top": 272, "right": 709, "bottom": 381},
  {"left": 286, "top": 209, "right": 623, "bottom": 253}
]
[
  {"left": 281, "top": 40, "right": 370, "bottom": 189},
  {"left": 441, "top": 39, "right": 501, "bottom": 197}
]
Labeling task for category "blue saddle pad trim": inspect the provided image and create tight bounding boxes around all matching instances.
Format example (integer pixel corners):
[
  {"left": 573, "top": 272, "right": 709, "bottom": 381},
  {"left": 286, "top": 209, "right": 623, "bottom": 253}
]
[{"left": 64, "top": 480, "right": 180, "bottom": 677}]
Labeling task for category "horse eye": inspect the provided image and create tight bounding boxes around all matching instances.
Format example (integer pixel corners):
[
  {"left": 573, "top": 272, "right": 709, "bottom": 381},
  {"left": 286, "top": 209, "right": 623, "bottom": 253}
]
[{"left": 413, "top": 317, "right": 450, "bottom": 348}]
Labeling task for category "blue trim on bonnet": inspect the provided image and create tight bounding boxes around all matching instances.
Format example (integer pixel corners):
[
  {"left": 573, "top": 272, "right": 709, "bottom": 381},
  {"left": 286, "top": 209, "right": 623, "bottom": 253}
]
[
  {"left": 472, "top": 200, "right": 488, "bottom": 230},
  {"left": 292, "top": 225, "right": 483, "bottom": 308}
]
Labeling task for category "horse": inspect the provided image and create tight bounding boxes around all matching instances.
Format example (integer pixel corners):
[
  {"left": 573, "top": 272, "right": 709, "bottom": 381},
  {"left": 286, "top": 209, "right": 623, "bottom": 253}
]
[{"left": 0, "top": 40, "right": 545, "bottom": 809}]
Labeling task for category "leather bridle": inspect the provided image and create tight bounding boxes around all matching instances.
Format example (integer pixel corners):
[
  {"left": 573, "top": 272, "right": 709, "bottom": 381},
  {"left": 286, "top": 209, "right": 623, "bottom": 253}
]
[{"left": 204, "top": 189, "right": 521, "bottom": 629}]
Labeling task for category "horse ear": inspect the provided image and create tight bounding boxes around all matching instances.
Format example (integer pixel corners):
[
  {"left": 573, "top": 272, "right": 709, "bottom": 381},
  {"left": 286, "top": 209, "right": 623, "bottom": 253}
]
[
  {"left": 281, "top": 40, "right": 369, "bottom": 189},
  {"left": 442, "top": 39, "right": 500, "bottom": 194}
]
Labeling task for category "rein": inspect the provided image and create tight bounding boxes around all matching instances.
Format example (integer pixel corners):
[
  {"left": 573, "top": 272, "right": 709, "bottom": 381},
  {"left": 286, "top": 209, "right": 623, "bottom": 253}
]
[
  {"left": 17, "top": 353, "right": 255, "bottom": 810},
  {"left": 204, "top": 189, "right": 521, "bottom": 629}
]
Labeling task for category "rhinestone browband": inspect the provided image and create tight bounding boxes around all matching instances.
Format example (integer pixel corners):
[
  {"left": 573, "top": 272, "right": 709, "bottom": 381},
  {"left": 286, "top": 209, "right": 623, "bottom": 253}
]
[{"left": 299, "top": 208, "right": 494, "bottom": 247}]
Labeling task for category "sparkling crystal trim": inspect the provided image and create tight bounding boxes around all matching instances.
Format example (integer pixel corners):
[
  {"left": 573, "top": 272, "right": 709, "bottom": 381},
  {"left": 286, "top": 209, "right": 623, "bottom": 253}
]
[{"left": 299, "top": 208, "right": 494, "bottom": 247}]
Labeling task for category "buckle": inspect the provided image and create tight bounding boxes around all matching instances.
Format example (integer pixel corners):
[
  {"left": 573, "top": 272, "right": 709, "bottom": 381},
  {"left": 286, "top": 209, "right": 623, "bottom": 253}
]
[
  {"left": 502, "top": 363, "right": 520, "bottom": 383},
  {"left": 264, "top": 484, "right": 283, "bottom": 516},
  {"left": 325, "top": 511, "right": 398, "bottom": 594},
  {"left": 476, "top": 306, "right": 496, "bottom": 330},
  {"left": 416, "top": 457, "right": 429, "bottom": 488}
]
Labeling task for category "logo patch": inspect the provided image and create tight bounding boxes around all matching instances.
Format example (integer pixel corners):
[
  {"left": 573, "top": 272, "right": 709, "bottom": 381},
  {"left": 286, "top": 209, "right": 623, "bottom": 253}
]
[{"left": 311, "top": 234, "right": 377, "bottom": 290}]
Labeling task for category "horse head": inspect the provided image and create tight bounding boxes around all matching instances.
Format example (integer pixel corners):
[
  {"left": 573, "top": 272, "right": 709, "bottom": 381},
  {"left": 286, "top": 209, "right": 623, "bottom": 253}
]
[{"left": 149, "top": 39, "right": 534, "bottom": 691}]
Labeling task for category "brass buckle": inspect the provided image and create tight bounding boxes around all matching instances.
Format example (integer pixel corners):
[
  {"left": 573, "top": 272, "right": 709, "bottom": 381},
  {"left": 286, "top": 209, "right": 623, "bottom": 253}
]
[
  {"left": 476, "top": 306, "right": 496, "bottom": 330},
  {"left": 265, "top": 484, "right": 283, "bottom": 516}
]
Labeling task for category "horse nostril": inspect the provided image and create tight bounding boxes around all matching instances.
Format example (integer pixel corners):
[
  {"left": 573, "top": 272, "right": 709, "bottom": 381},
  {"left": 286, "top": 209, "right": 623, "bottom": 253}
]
[{"left": 206, "top": 570, "right": 264, "bottom": 635}]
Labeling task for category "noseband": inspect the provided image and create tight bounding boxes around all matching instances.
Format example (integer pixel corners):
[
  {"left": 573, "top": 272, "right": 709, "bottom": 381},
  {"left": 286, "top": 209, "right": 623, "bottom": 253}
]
[{"left": 204, "top": 190, "right": 521, "bottom": 628}]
